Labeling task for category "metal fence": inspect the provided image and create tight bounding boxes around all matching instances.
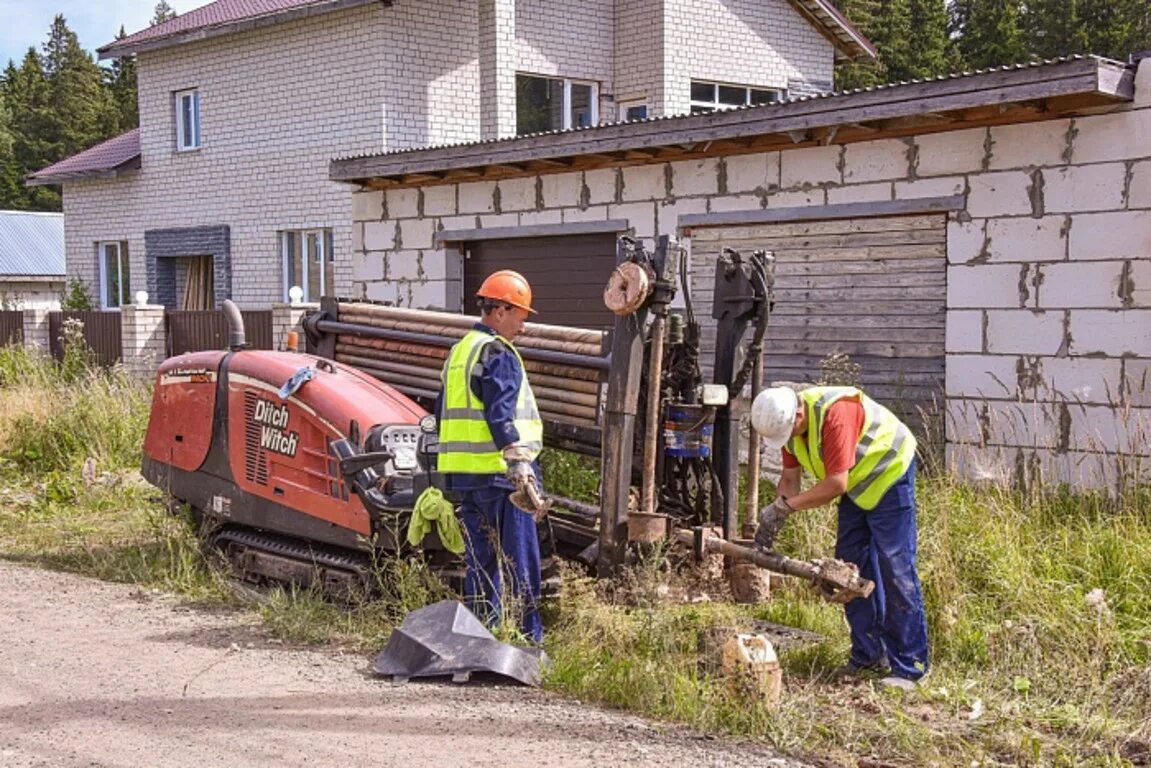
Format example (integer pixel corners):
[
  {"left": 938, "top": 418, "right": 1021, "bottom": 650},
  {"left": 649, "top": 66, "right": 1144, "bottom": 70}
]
[
  {"left": 166, "top": 310, "right": 274, "bottom": 356},
  {"left": 0, "top": 311, "right": 23, "bottom": 345},
  {"left": 48, "top": 311, "right": 123, "bottom": 367}
]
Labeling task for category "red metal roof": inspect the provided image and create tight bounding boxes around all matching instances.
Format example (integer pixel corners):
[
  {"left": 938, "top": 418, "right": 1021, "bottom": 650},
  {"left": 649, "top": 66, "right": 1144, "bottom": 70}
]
[
  {"left": 98, "top": 0, "right": 380, "bottom": 59},
  {"left": 26, "top": 129, "right": 141, "bottom": 186}
]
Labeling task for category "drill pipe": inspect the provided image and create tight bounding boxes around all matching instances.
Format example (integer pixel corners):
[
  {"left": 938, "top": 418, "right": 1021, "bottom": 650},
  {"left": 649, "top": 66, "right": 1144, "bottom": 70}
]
[
  {"left": 338, "top": 302, "right": 607, "bottom": 346},
  {"left": 339, "top": 309, "right": 604, "bottom": 356},
  {"left": 334, "top": 339, "right": 601, "bottom": 394},
  {"left": 313, "top": 320, "right": 611, "bottom": 371},
  {"left": 336, "top": 334, "right": 602, "bottom": 383},
  {"left": 672, "top": 529, "right": 875, "bottom": 602},
  {"left": 336, "top": 351, "right": 600, "bottom": 410},
  {"left": 340, "top": 357, "right": 596, "bottom": 426},
  {"left": 334, "top": 352, "right": 600, "bottom": 419}
]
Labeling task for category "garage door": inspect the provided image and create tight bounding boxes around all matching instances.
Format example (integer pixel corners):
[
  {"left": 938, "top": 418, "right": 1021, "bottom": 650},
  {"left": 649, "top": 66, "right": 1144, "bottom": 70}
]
[
  {"left": 690, "top": 214, "right": 947, "bottom": 433},
  {"left": 463, "top": 233, "right": 618, "bottom": 329}
]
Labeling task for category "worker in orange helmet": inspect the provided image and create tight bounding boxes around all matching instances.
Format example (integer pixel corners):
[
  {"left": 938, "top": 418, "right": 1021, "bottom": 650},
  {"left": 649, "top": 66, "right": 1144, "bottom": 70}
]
[{"left": 436, "top": 270, "right": 547, "bottom": 642}]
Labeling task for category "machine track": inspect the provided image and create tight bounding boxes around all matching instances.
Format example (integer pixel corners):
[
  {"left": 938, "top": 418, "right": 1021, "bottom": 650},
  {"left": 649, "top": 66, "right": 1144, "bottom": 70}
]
[{"left": 211, "top": 527, "right": 375, "bottom": 598}]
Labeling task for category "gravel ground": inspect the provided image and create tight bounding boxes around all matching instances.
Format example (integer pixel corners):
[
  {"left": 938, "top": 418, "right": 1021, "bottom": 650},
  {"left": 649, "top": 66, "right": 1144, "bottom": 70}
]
[{"left": 0, "top": 562, "right": 814, "bottom": 768}]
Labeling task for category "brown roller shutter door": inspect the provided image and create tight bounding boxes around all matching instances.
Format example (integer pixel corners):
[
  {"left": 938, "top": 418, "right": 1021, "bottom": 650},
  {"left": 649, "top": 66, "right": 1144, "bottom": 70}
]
[{"left": 463, "top": 233, "right": 618, "bottom": 329}]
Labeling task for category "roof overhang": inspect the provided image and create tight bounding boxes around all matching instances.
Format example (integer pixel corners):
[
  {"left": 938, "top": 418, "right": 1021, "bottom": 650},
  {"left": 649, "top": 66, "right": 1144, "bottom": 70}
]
[
  {"left": 786, "top": 0, "right": 877, "bottom": 61},
  {"left": 25, "top": 156, "right": 141, "bottom": 187},
  {"left": 330, "top": 57, "right": 1135, "bottom": 189},
  {"left": 98, "top": 0, "right": 390, "bottom": 60}
]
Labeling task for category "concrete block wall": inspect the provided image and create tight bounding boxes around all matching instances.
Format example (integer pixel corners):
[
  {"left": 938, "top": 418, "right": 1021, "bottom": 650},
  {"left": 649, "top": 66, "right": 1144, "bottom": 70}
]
[{"left": 351, "top": 62, "right": 1151, "bottom": 491}]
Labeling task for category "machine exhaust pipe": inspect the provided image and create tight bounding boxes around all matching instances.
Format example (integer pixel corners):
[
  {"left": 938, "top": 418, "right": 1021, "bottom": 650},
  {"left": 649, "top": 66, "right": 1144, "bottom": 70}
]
[{"left": 222, "top": 299, "right": 249, "bottom": 350}]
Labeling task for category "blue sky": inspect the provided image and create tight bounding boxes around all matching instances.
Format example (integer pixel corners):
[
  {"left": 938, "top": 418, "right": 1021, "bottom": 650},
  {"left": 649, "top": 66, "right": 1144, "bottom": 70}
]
[{"left": 0, "top": 1, "right": 176, "bottom": 68}]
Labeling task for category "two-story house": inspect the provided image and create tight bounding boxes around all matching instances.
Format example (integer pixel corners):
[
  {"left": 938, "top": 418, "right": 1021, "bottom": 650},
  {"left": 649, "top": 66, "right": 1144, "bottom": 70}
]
[{"left": 27, "top": 0, "right": 871, "bottom": 311}]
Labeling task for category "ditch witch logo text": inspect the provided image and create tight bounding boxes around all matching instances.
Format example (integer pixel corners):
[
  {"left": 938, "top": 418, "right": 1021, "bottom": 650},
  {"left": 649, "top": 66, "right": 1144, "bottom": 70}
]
[{"left": 253, "top": 398, "right": 299, "bottom": 457}]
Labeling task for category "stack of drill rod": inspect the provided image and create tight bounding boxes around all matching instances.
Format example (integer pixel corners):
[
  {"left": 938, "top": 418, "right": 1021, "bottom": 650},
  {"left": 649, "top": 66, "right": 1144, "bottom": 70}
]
[{"left": 330, "top": 303, "right": 607, "bottom": 427}]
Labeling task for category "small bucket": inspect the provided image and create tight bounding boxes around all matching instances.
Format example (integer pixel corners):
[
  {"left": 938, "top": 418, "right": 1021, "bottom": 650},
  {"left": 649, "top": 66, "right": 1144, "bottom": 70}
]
[
  {"left": 627, "top": 511, "right": 669, "bottom": 544},
  {"left": 663, "top": 404, "right": 715, "bottom": 459}
]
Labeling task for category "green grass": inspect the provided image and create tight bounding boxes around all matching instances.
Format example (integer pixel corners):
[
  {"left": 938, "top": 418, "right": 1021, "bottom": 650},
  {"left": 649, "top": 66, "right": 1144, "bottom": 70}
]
[{"left": 0, "top": 343, "right": 1148, "bottom": 766}]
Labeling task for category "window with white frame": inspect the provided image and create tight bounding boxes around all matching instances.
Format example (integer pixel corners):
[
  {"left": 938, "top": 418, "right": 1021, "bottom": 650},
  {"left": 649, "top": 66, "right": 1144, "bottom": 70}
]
[
  {"left": 516, "top": 74, "right": 599, "bottom": 135},
  {"left": 282, "top": 229, "right": 334, "bottom": 302},
  {"left": 175, "top": 88, "right": 201, "bottom": 150},
  {"left": 97, "top": 241, "right": 131, "bottom": 309},
  {"left": 689, "top": 81, "right": 783, "bottom": 114}
]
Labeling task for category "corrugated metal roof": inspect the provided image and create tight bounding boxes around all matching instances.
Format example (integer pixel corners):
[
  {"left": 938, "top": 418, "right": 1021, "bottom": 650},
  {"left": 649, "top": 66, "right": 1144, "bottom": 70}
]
[
  {"left": 98, "top": 0, "right": 381, "bottom": 59},
  {"left": 26, "top": 129, "right": 141, "bottom": 186},
  {"left": 329, "top": 55, "right": 1134, "bottom": 185},
  {"left": 332, "top": 55, "right": 1113, "bottom": 164},
  {"left": 0, "top": 211, "right": 65, "bottom": 277}
]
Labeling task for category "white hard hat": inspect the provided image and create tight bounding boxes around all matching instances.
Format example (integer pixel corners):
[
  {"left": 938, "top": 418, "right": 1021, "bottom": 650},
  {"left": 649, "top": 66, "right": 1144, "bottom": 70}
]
[{"left": 751, "top": 387, "right": 799, "bottom": 449}]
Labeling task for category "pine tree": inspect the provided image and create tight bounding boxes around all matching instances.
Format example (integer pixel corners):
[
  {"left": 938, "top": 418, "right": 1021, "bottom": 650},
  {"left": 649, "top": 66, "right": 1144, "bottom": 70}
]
[
  {"left": 833, "top": 0, "right": 886, "bottom": 89},
  {"left": 106, "top": 26, "right": 138, "bottom": 131},
  {"left": 40, "top": 15, "right": 119, "bottom": 166},
  {"left": 907, "top": 0, "right": 953, "bottom": 77},
  {"left": 1079, "top": 0, "right": 1151, "bottom": 61},
  {"left": 1024, "top": 0, "right": 1089, "bottom": 60},
  {"left": 0, "top": 86, "right": 19, "bottom": 207},
  {"left": 871, "top": 0, "right": 915, "bottom": 81},
  {"left": 3, "top": 49, "right": 57, "bottom": 210},
  {"left": 151, "top": 1, "right": 178, "bottom": 26},
  {"left": 952, "top": 0, "right": 1028, "bottom": 70}
]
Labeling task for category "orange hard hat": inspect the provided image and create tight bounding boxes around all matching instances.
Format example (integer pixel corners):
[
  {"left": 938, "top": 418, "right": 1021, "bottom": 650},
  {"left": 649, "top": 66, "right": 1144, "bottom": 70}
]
[{"left": 477, "top": 269, "right": 537, "bottom": 314}]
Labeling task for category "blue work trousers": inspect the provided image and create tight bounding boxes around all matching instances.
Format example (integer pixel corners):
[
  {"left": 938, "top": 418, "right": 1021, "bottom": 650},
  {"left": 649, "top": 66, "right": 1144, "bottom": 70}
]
[
  {"left": 459, "top": 485, "right": 543, "bottom": 643},
  {"left": 836, "top": 460, "right": 930, "bottom": 680}
]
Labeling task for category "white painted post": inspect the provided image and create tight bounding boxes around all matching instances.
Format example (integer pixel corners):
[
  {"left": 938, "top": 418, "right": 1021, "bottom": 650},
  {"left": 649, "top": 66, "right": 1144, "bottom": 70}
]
[
  {"left": 271, "top": 302, "right": 318, "bottom": 351},
  {"left": 120, "top": 304, "right": 167, "bottom": 377}
]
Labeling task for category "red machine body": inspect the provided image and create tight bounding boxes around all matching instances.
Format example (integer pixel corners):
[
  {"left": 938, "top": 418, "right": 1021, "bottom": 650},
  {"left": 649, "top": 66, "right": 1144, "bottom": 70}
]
[{"left": 142, "top": 347, "right": 432, "bottom": 567}]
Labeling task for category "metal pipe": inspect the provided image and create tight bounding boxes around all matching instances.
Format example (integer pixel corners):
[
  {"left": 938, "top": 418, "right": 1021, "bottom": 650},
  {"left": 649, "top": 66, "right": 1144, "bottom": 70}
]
[
  {"left": 672, "top": 528, "right": 875, "bottom": 601},
  {"left": 543, "top": 493, "right": 601, "bottom": 520},
  {"left": 744, "top": 345, "right": 764, "bottom": 536},
  {"left": 338, "top": 310, "right": 605, "bottom": 356},
  {"left": 222, "top": 299, "right": 247, "bottom": 350},
  {"left": 334, "top": 340, "right": 601, "bottom": 393},
  {"left": 316, "top": 319, "right": 611, "bottom": 371},
  {"left": 639, "top": 313, "right": 666, "bottom": 516},
  {"left": 340, "top": 302, "right": 607, "bottom": 346}
]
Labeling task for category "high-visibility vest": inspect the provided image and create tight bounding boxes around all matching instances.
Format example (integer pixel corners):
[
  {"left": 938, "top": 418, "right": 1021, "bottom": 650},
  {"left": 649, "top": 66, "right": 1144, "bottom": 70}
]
[
  {"left": 437, "top": 329, "right": 544, "bottom": 474},
  {"left": 785, "top": 386, "right": 916, "bottom": 510}
]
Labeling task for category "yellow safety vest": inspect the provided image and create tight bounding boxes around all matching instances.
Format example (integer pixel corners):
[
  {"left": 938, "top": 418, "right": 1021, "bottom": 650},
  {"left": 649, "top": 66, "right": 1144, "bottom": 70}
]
[
  {"left": 785, "top": 386, "right": 916, "bottom": 510},
  {"left": 437, "top": 329, "right": 544, "bottom": 474}
]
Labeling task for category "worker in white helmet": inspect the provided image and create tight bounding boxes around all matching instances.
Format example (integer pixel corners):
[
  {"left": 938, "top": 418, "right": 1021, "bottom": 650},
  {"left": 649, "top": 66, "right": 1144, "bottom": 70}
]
[{"left": 750, "top": 384, "right": 929, "bottom": 690}]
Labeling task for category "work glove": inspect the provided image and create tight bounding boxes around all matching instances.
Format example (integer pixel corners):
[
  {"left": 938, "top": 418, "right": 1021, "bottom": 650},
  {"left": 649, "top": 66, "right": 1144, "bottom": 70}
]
[
  {"left": 754, "top": 496, "right": 794, "bottom": 551},
  {"left": 503, "top": 445, "right": 550, "bottom": 521}
]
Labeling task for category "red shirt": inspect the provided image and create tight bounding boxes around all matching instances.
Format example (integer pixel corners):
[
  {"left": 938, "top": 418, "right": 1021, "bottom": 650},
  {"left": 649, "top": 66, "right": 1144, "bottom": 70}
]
[{"left": 782, "top": 398, "right": 866, "bottom": 475}]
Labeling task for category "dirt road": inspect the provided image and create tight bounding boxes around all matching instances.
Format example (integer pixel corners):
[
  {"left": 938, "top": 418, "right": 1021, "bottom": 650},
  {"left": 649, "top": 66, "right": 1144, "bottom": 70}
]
[{"left": 0, "top": 563, "right": 806, "bottom": 768}]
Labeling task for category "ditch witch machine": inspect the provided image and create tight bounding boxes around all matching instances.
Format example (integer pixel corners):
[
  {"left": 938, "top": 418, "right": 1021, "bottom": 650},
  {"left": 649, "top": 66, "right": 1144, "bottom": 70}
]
[{"left": 141, "top": 236, "right": 872, "bottom": 603}]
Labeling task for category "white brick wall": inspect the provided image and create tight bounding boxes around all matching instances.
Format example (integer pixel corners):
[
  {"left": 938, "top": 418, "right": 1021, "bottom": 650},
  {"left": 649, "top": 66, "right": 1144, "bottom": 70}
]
[{"left": 64, "top": 2, "right": 481, "bottom": 307}]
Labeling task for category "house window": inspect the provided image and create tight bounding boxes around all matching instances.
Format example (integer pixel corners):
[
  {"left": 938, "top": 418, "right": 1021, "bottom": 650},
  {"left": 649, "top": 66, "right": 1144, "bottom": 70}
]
[
  {"left": 282, "top": 229, "right": 334, "bottom": 302},
  {"left": 175, "top": 89, "right": 201, "bottom": 151},
  {"left": 516, "top": 74, "right": 599, "bottom": 135},
  {"left": 689, "top": 80, "right": 783, "bottom": 114},
  {"left": 98, "top": 241, "right": 130, "bottom": 309},
  {"left": 619, "top": 102, "right": 648, "bottom": 122}
]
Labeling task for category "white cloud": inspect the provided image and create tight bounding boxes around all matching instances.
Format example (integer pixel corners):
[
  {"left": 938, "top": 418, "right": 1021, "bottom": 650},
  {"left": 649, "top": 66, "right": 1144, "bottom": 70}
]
[{"left": 0, "top": 0, "right": 178, "bottom": 67}]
